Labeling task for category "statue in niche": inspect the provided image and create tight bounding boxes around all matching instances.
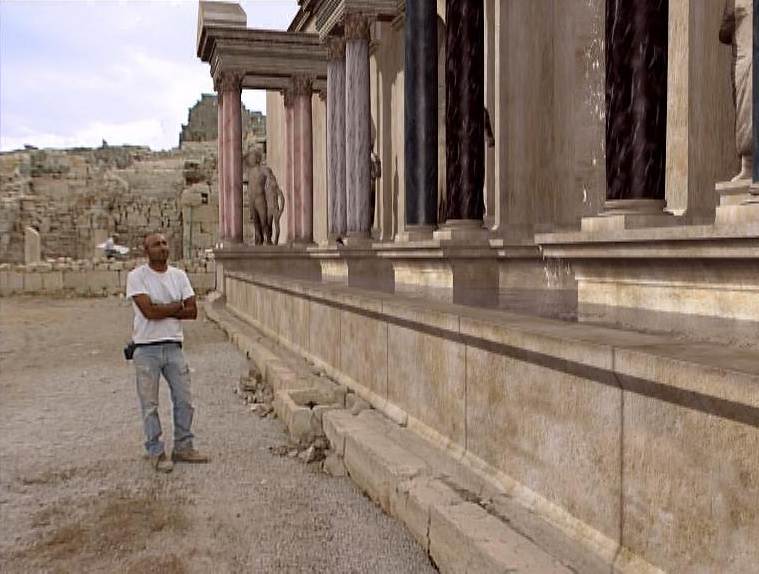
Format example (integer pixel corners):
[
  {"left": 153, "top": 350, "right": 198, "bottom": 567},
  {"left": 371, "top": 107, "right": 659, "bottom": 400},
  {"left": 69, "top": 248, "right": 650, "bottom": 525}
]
[
  {"left": 244, "top": 148, "right": 284, "bottom": 245},
  {"left": 370, "top": 145, "right": 382, "bottom": 234},
  {"left": 720, "top": 0, "right": 753, "bottom": 181},
  {"left": 265, "top": 173, "right": 285, "bottom": 246}
]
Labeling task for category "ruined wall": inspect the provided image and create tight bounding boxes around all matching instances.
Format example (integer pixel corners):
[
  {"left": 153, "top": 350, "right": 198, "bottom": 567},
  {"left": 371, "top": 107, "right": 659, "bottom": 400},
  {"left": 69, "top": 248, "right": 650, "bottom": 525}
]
[
  {"left": 180, "top": 93, "right": 266, "bottom": 150},
  {"left": 0, "top": 95, "right": 267, "bottom": 263},
  {"left": 0, "top": 146, "right": 191, "bottom": 262}
]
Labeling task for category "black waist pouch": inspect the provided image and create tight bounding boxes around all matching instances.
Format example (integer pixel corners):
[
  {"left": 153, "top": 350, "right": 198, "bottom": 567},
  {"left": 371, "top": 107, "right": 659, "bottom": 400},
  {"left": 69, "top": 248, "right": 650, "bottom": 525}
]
[{"left": 123, "top": 341, "right": 136, "bottom": 361}]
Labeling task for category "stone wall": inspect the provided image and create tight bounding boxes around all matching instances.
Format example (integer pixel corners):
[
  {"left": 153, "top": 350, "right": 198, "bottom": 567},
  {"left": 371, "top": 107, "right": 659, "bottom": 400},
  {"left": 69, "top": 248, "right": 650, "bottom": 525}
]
[
  {"left": 1, "top": 94, "right": 268, "bottom": 264},
  {"left": 0, "top": 145, "right": 194, "bottom": 262},
  {"left": 223, "top": 270, "right": 759, "bottom": 574},
  {"left": 179, "top": 93, "right": 266, "bottom": 150},
  {"left": 0, "top": 258, "right": 216, "bottom": 297}
]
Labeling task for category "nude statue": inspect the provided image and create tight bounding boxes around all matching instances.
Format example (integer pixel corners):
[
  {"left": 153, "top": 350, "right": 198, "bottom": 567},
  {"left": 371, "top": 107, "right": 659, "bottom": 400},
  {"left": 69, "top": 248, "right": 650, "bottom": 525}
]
[
  {"left": 720, "top": 0, "right": 753, "bottom": 181},
  {"left": 264, "top": 174, "right": 285, "bottom": 246},
  {"left": 245, "top": 148, "right": 273, "bottom": 245}
]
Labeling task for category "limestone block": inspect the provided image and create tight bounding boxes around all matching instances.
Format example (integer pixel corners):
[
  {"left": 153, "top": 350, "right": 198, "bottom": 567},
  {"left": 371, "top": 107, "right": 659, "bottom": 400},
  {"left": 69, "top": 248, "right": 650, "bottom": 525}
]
[
  {"left": 24, "top": 227, "right": 41, "bottom": 264},
  {"left": 309, "top": 299, "right": 341, "bottom": 368},
  {"left": 41, "top": 271, "right": 64, "bottom": 292},
  {"left": 0, "top": 271, "right": 24, "bottom": 295},
  {"left": 23, "top": 272, "right": 43, "bottom": 293},
  {"left": 339, "top": 310, "right": 388, "bottom": 399},
  {"left": 465, "top": 345, "right": 621, "bottom": 542},
  {"left": 429, "top": 497, "right": 569, "bottom": 573},
  {"left": 84, "top": 270, "right": 120, "bottom": 294},
  {"left": 63, "top": 270, "right": 88, "bottom": 293},
  {"left": 386, "top": 322, "right": 465, "bottom": 444},
  {"left": 619, "top": 388, "right": 759, "bottom": 572}
]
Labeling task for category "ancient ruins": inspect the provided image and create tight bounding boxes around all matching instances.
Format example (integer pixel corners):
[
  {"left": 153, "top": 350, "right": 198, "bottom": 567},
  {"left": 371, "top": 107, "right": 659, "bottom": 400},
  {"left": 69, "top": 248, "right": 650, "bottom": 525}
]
[
  {"left": 194, "top": 1, "right": 759, "bottom": 572},
  {"left": 0, "top": 94, "right": 266, "bottom": 295}
]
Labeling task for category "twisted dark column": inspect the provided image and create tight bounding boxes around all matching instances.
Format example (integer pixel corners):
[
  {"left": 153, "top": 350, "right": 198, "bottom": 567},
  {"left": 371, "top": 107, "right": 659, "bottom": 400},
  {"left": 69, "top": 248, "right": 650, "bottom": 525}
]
[
  {"left": 445, "top": 0, "right": 484, "bottom": 222},
  {"left": 753, "top": 0, "right": 759, "bottom": 186},
  {"left": 405, "top": 0, "right": 438, "bottom": 228},
  {"left": 605, "top": 0, "right": 669, "bottom": 202}
]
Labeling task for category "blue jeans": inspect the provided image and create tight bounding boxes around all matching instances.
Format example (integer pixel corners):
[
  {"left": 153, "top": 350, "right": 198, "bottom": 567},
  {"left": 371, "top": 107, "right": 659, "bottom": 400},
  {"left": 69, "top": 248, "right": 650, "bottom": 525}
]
[{"left": 133, "top": 343, "right": 194, "bottom": 456}]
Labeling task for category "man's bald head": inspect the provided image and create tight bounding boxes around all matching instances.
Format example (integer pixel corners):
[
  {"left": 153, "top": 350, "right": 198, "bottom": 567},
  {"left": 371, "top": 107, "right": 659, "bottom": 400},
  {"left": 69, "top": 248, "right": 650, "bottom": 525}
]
[{"left": 143, "top": 233, "right": 169, "bottom": 266}]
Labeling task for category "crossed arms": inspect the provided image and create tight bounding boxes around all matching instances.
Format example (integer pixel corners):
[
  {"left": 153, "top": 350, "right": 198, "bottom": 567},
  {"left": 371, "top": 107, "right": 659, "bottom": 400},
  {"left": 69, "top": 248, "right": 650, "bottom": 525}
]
[{"left": 132, "top": 294, "right": 197, "bottom": 320}]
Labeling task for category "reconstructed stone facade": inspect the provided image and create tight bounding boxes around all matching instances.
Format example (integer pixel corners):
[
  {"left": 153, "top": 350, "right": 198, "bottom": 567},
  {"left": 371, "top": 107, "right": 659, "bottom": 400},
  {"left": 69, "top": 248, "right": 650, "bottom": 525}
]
[{"left": 197, "top": 2, "right": 759, "bottom": 572}]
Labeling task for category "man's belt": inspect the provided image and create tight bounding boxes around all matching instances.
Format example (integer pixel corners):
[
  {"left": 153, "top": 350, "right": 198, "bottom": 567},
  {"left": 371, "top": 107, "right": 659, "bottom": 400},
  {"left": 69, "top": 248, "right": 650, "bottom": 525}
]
[{"left": 134, "top": 340, "right": 183, "bottom": 349}]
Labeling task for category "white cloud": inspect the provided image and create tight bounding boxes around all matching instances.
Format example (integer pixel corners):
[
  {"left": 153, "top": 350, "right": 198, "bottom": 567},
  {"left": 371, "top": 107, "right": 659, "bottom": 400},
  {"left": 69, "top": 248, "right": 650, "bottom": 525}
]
[
  {"left": 1, "top": 119, "right": 166, "bottom": 151},
  {"left": 0, "top": 0, "right": 298, "bottom": 152}
]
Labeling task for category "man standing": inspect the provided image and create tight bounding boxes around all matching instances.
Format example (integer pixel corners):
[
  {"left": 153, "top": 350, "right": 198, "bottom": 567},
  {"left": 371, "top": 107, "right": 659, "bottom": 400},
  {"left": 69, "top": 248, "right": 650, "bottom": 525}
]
[{"left": 126, "top": 232, "right": 209, "bottom": 473}]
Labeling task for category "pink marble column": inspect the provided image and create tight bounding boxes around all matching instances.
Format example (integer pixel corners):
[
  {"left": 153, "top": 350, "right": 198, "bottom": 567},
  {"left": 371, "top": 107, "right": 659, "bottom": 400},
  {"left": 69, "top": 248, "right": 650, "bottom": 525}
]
[
  {"left": 284, "top": 89, "right": 299, "bottom": 242},
  {"left": 327, "top": 37, "right": 347, "bottom": 239},
  {"left": 221, "top": 72, "right": 244, "bottom": 243},
  {"left": 215, "top": 86, "right": 227, "bottom": 242},
  {"left": 344, "top": 14, "right": 372, "bottom": 238},
  {"left": 294, "top": 75, "right": 314, "bottom": 243}
]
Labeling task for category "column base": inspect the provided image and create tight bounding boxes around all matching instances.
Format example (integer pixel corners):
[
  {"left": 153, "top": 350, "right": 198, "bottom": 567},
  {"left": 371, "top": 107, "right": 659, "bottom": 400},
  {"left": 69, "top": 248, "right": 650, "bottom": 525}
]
[
  {"left": 714, "top": 180, "right": 759, "bottom": 226},
  {"left": 433, "top": 219, "right": 489, "bottom": 243},
  {"left": 342, "top": 232, "right": 373, "bottom": 247},
  {"left": 580, "top": 199, "right": 680, "bottom": 232},
  {"left": 395, "top": 225, "right": 436, "bottom": 243}
]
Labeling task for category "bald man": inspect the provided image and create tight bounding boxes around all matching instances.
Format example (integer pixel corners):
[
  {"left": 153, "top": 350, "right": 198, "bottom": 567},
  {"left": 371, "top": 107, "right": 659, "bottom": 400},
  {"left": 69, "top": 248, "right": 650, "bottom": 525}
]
[{"left": 125, "top": 232, "right": 209, "bottom": 472}]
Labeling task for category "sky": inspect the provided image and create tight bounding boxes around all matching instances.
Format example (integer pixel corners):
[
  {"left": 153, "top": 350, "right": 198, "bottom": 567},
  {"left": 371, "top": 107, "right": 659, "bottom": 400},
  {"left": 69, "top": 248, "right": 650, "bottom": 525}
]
[{"left": 0, "top": 0, "right": 299, "bottom": 152}]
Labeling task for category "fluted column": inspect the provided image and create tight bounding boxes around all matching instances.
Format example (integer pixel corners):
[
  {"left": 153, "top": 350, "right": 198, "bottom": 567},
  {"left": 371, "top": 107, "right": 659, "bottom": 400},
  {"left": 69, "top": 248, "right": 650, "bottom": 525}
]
[
  {"left": 215, "top": 87, "right": 227, "bottom": 242},
  {"left": 605, "top": 0, "right": 668, "bottom": 207},
  {"left": 327, "top": 38, "right": 347, "bottom": 238},
  {"left": 220, "top": 71, "right": 244, "bottom": 243},
  {"left": 345, "top": 14, "right": 372, "bottom": 239},
  {"left": 445, "top": 0, "right": 485, "bottom": 223},
  {"left": 405, "top": 0, "right": 438, "bottom": 231},
  {"left": 294, "top": 75, "right": 314, "bottom": 243}
]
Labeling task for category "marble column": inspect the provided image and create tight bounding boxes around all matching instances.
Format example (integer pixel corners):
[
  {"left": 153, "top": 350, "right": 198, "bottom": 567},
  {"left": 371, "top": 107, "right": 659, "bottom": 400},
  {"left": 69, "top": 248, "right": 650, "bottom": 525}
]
[
  {"left": 294, "top": 75, "right": 314, "bottom": 243},
  {"left": 605, "top": 0, "right": 668, "bottom": 205},
  {"left": 284, "top": 89, "right": 297, "bottom": 241},
  {"left": 344, "top": 14, "right": 372, "bottom": 238},
  {"left": 215, "top": 87, "right": 227, "bottom": 241},
  {"left": 445, "top": 0, "right": 485, "bottom": 223},
  {"left": 404, "top": 0, "right": 438, "bottom": 229},
  {"left": 220, "top": 71, "right": 244, "bottom": 243},
  {"left": 327, "top": 38, "right": 347, "bottom": 238}
]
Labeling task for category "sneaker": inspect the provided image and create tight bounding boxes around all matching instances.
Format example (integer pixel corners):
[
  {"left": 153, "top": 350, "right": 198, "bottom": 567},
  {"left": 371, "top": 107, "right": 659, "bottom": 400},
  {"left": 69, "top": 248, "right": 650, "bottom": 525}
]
[
  {"left": 171, "top": 448, "right": 210, "bottom": 464},
  {"left": 149, "top": 452, "right": 174, "bottom": 473}
]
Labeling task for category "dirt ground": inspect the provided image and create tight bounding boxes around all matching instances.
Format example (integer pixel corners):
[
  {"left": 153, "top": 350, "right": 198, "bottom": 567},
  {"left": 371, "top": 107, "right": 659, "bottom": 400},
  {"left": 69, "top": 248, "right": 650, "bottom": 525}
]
[{"left": 0, "top": 296, "right": 436, "bottom": 573}]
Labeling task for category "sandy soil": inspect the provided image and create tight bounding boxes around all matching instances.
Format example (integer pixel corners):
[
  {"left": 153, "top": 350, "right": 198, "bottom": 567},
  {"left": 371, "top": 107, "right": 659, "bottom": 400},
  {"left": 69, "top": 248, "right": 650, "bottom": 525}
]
[{"left": 0, "top": 296, "right": 436, "bottom": 573}]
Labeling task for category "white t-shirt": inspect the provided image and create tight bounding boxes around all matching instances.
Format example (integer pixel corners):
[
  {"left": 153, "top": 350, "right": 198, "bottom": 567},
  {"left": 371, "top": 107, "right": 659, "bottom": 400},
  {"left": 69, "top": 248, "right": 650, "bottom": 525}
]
[{"left": 125, "top": 264, "right": 195, "bottom": 344}]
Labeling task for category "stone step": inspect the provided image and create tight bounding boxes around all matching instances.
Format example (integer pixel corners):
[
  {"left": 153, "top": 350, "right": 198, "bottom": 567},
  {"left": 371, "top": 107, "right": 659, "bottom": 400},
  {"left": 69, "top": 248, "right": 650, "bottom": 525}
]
[{"left": 203, "top": 296, "right": 610, "bottom": 574}]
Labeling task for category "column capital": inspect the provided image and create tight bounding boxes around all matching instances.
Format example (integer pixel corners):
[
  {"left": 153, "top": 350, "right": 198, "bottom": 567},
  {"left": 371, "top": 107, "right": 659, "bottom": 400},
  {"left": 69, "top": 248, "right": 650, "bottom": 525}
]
[
  {"left": 318, "top": 88, "right": 327, "bottom": 102},
  {"left": 215, "top": 70, "right": 244, "bottom": 93},
  {"left": 326, "top": 36, "right": 346, "bottom": 61},
  {"left": 291, "top": 75, "right": 314, "bottom": 97},
  {"left": 344, "top": 13, "right": 371, "bottom": 41}
]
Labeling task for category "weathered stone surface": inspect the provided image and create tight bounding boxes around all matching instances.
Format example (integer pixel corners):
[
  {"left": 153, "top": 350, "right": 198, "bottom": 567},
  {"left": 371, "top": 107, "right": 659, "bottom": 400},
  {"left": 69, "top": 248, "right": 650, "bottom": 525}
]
[{"left": 24, "top": 227, "right": 41, "bottom": 264}]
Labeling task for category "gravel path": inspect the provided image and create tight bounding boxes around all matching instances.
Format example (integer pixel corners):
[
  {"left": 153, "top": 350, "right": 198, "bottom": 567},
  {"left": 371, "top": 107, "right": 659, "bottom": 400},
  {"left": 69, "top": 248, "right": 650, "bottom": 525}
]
[{"left": 0, "top": 296, "right": 437, "bottom": 573}]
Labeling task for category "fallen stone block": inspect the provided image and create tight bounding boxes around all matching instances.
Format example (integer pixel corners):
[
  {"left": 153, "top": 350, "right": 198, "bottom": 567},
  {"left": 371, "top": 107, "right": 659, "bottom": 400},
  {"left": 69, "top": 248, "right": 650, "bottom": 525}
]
[
  {"left": 342, "top": 427, "right": 428, "bottom": 514},
  {"left": 323, "top": 452, "right": 347, "bottom": 477},
  {"left": 429, "top": 496, "right": 570, "bottom": 574}
]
